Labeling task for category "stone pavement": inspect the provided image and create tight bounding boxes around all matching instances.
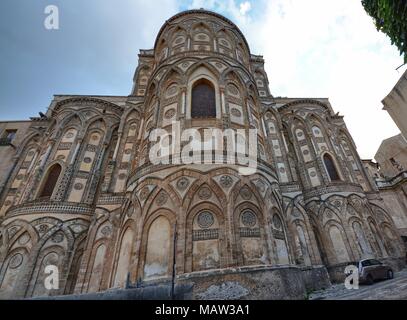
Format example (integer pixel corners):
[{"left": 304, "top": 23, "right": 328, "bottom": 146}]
[{"left": 310, "top": 269, "right": 407, "bottom": 300}]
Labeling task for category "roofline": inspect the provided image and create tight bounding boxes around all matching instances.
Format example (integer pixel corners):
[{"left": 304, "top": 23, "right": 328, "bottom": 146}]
[
  {"left": 0, "top": 120, "right": 32, "bottom": 123},
  {"left": 53, "top": 94, "right": 128, "bottom": 98},
  {"left": 154, "top": 9, "right": 251, "bottom": 56}
]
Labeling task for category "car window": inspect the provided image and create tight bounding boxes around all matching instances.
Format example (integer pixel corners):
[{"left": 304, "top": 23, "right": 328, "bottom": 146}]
[
  {"left": 370, "top": 259, "right": 382, "bottom": 265},
  {"left": 361, "top": 260, "right": 371, "bottom": 267}
]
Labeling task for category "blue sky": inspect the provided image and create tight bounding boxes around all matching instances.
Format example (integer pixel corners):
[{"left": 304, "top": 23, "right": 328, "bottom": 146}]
[{"left": 0, "top": 0, "right": 406, "bottom": 158}]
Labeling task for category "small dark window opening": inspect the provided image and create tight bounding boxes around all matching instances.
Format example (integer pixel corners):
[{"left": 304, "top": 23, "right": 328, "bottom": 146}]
[
  {"left": 39, "top": 164, "right": 62, "bottom": 198},
  {"left": 1, "top": 129, "right": 17, "bottom": 145},
  {"left": 323, "top": 154, "right": 340, "bottom": 181},
  {"left": 191, "top": 79, "right": 216, "bottom": 119},
  {"left": 5, "top": 130, "right": 17, "bottom": 141}
]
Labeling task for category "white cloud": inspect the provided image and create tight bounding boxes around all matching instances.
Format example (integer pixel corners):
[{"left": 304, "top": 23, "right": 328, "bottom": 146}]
[
  {"left": 187, "top": 0, "right": 252, "bottom": 25},
  {"left": 228, "top": 0, "right": 406, "bottom": 159},
  {"left": 239, "top": 1, "right": 251, "bottom": 15}
]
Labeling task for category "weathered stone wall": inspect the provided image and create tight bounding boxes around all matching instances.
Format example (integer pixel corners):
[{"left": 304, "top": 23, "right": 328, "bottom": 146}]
[{"left": 29, "top": 266, "right": 330, "bottom": 300}]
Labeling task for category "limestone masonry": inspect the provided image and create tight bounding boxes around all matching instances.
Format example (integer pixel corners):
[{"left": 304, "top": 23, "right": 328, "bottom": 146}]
[{"left": 0, "top": 10, "right": 406, "bottom": 299}]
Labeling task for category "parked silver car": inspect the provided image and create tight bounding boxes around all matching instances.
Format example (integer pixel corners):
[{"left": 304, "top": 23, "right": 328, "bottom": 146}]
[{"left": 350, "top": 259, "right": 394, "bottom": 285}]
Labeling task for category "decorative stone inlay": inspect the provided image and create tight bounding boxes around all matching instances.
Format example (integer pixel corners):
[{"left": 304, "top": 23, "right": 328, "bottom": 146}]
[
  {"left": 273, "top": 215, "right": 282, "bottom": 230},
  {"left": 241, "top": 211, "right": 256, "bottom": 227},
  {"left": 91, "top": 135, "right": 99, "bottom": 141},
  {"left": 7, "top": 227, "right": 19, "bottom": 238},
  {"left": 279, "top": 167, "right": 286, "bottom": 173},
  {"left": 139, "top": 187, "right": 150, "bottom": 200},
  {"left": 297, "top": 131, "right": 303, "bottom": 137},
  {"left": 156, "top": 191, "right": 168, "bottom": 206},
  {"left": 74, "top": 183, "right": 84, "bottom": 191},
  {"left": 292, "top": 208, "right": 301, "bottom": 218},
  {"left": 124, "top": 148, "right": 132, "bottom": 155},
  {"left": 375, "top": 209, "right": 385, "bottom": 221},
  {"left": 176, "top": 177, "right": 189, "bottom": 191},
  {"left": 38, "top": 224, "right": 49, "bottom": 234},
  {"left": 7, "top": 202, "right": 93, "bottom": 217},
  {"left": 227, "top": 84, "right": 239, "bottom": 96},
  {"left": 164, "top": 108, "right": 176, "bottom": 119},
  {"left": 83, "top": 157, "right": 92, "bottom": 164},
  {"left": 326, "top": 210, "right": 334, "bottom": 219},
  {"left": 101, "top": 226, "right": 112, "bottom": 237},
  {"left": 231, "top": 108, "right": 242, "bottom": 117},
  {"left": 70, "top": 224, "right": 87, "bottom": 234},
  {"left": 175, "top": 37, "right": 184, "bottom": 44},
  {"left": 215, "top": 62, "right": 224, "bottom": 69},
  {"left": 198, "top": 186, "right": 212, "bottom": 200},
  {"left": 16, "top": 174, "right": 24, "bottom": 180},
  {"left": 256, "top": 180, "right": 266, "bottom": 193},
  {"left": 240, "top": 186, "right": 252, "bottom": 200},
  {"left": 27, "top": 151, "right": 35, "bottom": 157},
  {"left": 166, "top": 85, "right": 178, "bottom": 97},
  {"left": 57, "top": 155, "right": 66, "bottom": 161},
  {"left": 18, "top": 233, "right": 30, "bottom": 245},
  {"left": 303, "top": 149, "right": 309, "bottom": 155},
  {"left": 51, "top": 232, "right": 64, "bottom": 243},
  {"left": 182, "top": 62, "right": 190, "bottom": 68},
  {"left": 220, "top": 39, "right": 229, "bottom": 46},
  {"left": 197, "top": 211, "right": 215, "bottom": 229},
  {"left": 193, "top": 228, "right": 219, "bottom": 241},
  {"left": 239, "top": 227, "right": 260, "bottom": 238},
  {"left": 9, "top": 253, "right": 23, "bottom": 269},
  {"left": 350, "top": 198, "right": 363, "bottom": 212},
  {"left": 219, "top": 175, "right": 233, "bottom": 188},
  {"left": 65, "top": 132, "right": 75, "bottom": 139},
  {"left": 118, "top": 173, "right": 127, "bottom": 180},
  {"left": 4, "top": 200, "right": 12, "bottom": 206},
  {"left": 310, "top": 171, "right": 317, "bottom": 177}
]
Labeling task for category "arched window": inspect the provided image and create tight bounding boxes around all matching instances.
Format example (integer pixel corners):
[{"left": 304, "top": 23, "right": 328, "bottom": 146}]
[
  {"left": 39, "top": 164, "right": 61, "bottom": 198},
  {"left": 191, "top": 79, "right": 216, "bottom": 118},
  {"left": 323, "top": 154, "right": 340, "bottom": 181}
]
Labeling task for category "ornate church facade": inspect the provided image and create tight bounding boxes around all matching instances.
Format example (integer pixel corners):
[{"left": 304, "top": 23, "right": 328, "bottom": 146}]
[{"left": 0, "top": 10, "right": 405, "bottom": 299}]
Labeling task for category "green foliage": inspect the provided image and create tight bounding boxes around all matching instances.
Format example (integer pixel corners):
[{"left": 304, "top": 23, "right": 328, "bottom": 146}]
[{"left": 362, "top": 0, "right": 407, "bottom": 63}]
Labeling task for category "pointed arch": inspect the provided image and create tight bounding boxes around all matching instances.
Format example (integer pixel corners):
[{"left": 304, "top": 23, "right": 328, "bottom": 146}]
[
  {"left": 323, "top": 153, "right": 341, "bottom": 181},
  {"left": 37, "top": 163, "right": 62, "bottom": 199}
]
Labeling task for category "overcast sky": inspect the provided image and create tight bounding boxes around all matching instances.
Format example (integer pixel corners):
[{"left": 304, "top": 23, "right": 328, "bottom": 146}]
[{"left": 0, "top": 0, "right": 405, "bottom": 159}]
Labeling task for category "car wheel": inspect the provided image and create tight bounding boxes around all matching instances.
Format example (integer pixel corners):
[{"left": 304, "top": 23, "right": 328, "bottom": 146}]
[
  {"left": 387, "top": 270, "right": 394, "bottom": 279},
  {"left": 366, "top": 274, "right": 374, "bottom": 285}
]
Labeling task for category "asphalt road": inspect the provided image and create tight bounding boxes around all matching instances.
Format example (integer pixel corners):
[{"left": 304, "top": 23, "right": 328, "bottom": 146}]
[{"left": 310, "top": 269, "right": 407, "bottom": 300}]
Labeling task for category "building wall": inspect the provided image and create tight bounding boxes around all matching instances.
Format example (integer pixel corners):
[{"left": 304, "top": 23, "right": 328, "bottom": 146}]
[
  {"left": 375, "top": 134, "right": 407, "bottom": 178},
  {"left": 382, "top": 69, "right": 407, "bottom": 140},
  {"left": 0, "top": 10, "right": 405, "bottom": 299},
  {"left": 0, "top": 121, "right": 32, "bottom": 198}
]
